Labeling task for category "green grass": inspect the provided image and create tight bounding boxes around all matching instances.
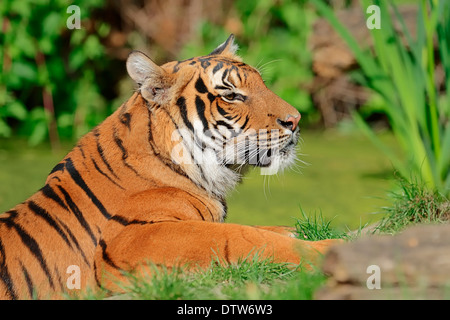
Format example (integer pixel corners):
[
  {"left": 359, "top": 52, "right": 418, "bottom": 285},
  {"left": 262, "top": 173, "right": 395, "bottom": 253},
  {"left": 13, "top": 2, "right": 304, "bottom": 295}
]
[
  {"left": 82, "top": 252, "right": 327, "bottom": 300},
  {"left": 69, "top": 213, "right": 338, "bottom": 300},
  {"left": 123, "top": 262, "right": 318, "bottom": 300},
  {"left": 375, "top": 177, "right": 450, "bottom": 234},
  {"left": 294, "top": 207, "right": 348, "bottom": 241}
]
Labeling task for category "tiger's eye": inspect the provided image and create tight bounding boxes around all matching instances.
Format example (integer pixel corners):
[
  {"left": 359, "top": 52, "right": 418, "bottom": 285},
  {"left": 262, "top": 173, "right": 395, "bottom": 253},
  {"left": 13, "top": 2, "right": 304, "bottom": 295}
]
[
  {"left": 224, "top": 93, "right": 236, "bottom": 100},
  {"left": 222, "top": 92, "right": 245, "bottom": 102}
]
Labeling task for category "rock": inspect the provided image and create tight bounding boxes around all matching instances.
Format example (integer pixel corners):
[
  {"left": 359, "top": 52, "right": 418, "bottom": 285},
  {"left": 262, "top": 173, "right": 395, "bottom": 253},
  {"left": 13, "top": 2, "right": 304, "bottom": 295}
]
[{"left": 316, "top": 223, "right": 450, "bottom": 299}]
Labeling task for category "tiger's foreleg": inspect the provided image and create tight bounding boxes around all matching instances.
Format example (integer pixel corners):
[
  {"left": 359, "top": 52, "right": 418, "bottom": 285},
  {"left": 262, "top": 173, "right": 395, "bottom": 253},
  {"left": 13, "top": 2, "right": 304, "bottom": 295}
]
[{"left": 94, "top": 220, "right": 339, "bottom": 292}]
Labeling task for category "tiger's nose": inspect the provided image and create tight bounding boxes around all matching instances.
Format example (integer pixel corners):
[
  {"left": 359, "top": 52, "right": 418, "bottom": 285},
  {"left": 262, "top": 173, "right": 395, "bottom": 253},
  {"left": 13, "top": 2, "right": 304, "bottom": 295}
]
[{"left": 277, "top": 114, "right": 301, "bottom": 132}]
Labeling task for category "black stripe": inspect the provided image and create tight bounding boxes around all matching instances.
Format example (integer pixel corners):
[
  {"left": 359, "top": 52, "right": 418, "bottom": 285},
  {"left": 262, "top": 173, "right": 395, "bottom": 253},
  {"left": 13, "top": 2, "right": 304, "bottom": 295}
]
[
  {"left": 55, "top": 216, "right": 90, "bottom": 267},
  {"left": 0, "top": 238, "right": 18, "bottom": 299},
  {"left": 212, "top": 62, "right": 223, "bottom": 74},
  {"left": 147, "top": 109, "right": 162, "bottom": 157},
  {"left": 195, "top": 76, "right": 208, "bottom": 94},
  {"left": 119, "top": 112, "right": 131, "bottom": 130},
  {"left": 241, "top": 115, "right": 250, "bottom": 131},
  {"left": 176, "top": 96, "right": 194, "bottom": 132},
  {"left": 99, "top": 240, "right": 120, "bottom": 269},
  {"left": 187, "top": 200, "right": 205, "bottom": 221},
  {"left": 198, "top": 58, "right": 211, "bottom": 70},
  {"left": 94, "top": 130, "right": 120, "bottom": 181},
  {"left": 127, "top": 219, "right": 154, "bottom": 225},
  {"left": 28, "top": 201, "right": 73, "bottom": 250},
  {"left": 223, "top": 239, "right": 231, "bottom": 264},
  {"left": 113, "top": 130, "right": 128, "bottom": 162},
  {"left": 109, "top": 215, "right": 130, "bottom": 226},
  {"left": 172, "top": 61, "right": 182, "bottom": 73},
  {"left": 113, "top": 131, "right": 129, "bottom": 161},
  {"left": 110, "top": 215, "right": 161, "bottom": 226},
  {"left": 215, "top": 120, "right": 234, "bottom": 130},
  {"left": 77, "top": 144, "right": 86, "bottom": 159},
  {"left": 49, "top": 162, "right": 65, "bottom": 175},
  {"left": 230, "top": 64, "right": 238, "bottom": 74},
  {"left": 113, "top": 129, "right": 142, "bottom": 176},
  {"left": 235, "top": 69, "right": 242, "bottom": 83},
  {"left": 40, "top": 184, "right": 69, "bottom": 211},
  {"left": 230, "top": 114, "right": 241, "bottom": 122},
  {"left": 93, "top": 262, "right": 102, "bottom": 289},
  {"left": 54, "top": 267, "right": 64, "bottom": 291},
  {"left": 207, "top": 92, "right": 216, "bottom": 103},
  {"left": 221, "top": 68, "right": 229, "bottom": 84},
  {"left": 214, "top": 85, "right": 231, "bottom": 90},
  {"left": 91, "top": 157, "right": 125, "bottom": 190},
  {"left": 185, "top": 191, "right": 216, "bottom": 222},
  {"left": 223, "top": 74, "right": 235, "bottom": 90},
  {"left": 216, "top": 104, "right": 236, "bottom": 121},
  {"left": 117, "top": 94, "right": 137, "bottom": 130},
  {"left": 57, "top": 185, "right": 98, "bottom": 246},
  {"left": 0, "top": 210, "right": 18, "bottom": 221},
  {"left": 195, "top": 95, "right": 209, "bottom": 131},
  {"left": 235, "top": 61, "right": 248, "bottom": 67},
  {"left": 64, "top": 158, "right": 112, "bottom": 221},
  {"left": 20, "top": 263, "right": 34, "bottom": 299},
  {"left": 4, "top": 220, "right": 55, "bottom": 289},
  {"left": 148, "top": 109, "right": 194, "bottom": 180}
]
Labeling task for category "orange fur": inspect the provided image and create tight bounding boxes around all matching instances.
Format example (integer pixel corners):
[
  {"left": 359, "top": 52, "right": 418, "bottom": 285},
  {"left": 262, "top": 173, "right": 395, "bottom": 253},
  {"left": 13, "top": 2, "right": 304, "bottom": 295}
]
[{"left": 0, "top": 35, "right": 339, "bottom": 299}]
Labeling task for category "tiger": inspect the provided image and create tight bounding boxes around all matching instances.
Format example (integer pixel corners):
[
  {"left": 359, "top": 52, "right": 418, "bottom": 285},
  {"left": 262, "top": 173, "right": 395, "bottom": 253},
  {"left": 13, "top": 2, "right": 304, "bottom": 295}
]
[{"left": 0, "top": 34, "right": 340, "bottom": 299}]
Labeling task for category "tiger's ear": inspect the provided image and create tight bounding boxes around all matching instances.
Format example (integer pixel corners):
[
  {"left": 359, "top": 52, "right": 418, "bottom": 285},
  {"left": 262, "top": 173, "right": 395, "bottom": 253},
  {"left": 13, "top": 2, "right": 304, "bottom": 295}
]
[
  {"left": 126, "top": 50, "right": 174, "bottom": 104},
  {"left": 209, "top": 34, "right": 241, "bottom": 60}
]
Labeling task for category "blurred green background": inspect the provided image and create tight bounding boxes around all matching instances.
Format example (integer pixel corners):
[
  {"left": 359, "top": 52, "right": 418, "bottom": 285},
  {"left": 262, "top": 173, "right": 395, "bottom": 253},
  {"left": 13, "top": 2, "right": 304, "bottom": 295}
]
[{"left": 1, "top": 0, "right": 446, "bottom": 230}]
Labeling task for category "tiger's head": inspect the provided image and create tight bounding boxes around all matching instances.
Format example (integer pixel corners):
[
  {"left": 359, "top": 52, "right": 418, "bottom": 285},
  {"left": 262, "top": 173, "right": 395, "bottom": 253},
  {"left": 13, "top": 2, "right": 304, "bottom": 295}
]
[{"left": 126, "top": 35, "right": 301, "bottom": 198}]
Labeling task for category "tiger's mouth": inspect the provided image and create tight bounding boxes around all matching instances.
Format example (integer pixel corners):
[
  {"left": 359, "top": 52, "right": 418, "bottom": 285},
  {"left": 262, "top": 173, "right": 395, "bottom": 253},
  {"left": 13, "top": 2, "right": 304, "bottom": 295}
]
[
  {"left": 281, "top": 129, "right": 300, "bottom": 154},
  {"left": 256, "top": 139, "right": 297, "bottom": 167},
  {"left": 236, "top": 128, "right": 300, "bottom": 172}
]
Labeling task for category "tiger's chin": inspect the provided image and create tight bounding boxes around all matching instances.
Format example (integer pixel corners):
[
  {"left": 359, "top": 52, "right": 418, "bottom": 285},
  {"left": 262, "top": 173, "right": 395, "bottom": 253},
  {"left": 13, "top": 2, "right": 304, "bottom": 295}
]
[
  {"left": 255, "top": 143, "right": 298, "bottom": 176},
  {"left": 252, "top": 129, "right": 300, "bottom": 174}
]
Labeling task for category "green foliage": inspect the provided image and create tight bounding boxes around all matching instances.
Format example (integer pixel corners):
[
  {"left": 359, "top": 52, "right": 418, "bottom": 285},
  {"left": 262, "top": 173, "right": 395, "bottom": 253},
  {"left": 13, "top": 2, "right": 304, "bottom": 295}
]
[
  {"left": 375, "top": 177, "right": 450, "bottom": 234},
  {"left": 181, "top": 0, "right": 317, "bottom": 122},
  {"left": 0, "top": 0, "right": 111, "bottom": 145},
  {"left": 294, "top": 207, "right": 347, "bottom": 241},
  {"left": 103, "top": 257, "right": 325, "bottom": 300},
  {"left": 312, "top": 0, "right": 450, "bottom": 197}
]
